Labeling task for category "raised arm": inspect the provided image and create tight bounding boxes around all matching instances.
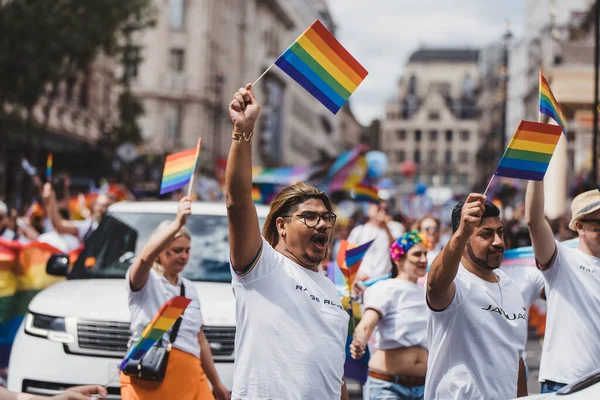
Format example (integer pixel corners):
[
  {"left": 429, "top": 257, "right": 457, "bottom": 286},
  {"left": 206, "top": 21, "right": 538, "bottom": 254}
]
[
  {"left": 427, "top": 193, "right": 485, "bottom": 310},
  {"left": 129, "top": 197, "right": 191, "bottom": 291},
  {"left": 225, "top": 83, "right": 262, "bottom": 272},
  {"left": 525, "top": 180, "right": 556, "bottom": 268},
  {"left": 41, "top": 183, "right": 79, "bottom": 237}
]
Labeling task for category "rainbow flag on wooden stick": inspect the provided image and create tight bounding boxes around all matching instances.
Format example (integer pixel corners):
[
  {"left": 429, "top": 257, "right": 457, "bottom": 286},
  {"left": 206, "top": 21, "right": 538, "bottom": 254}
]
[
  {"left": 159, "top": 139, "right": 201, "bottom": 195},
  {"left": 540, "top": 71, "right": 567, "bottom": 136},
  {"left": 46, "top": 154, "right": 53, "bottom": 182},
  {"left": 274, "top": 20, "right": 368, "bottom": 114},
  {"left": 119, "top": 296, "right": 191, "bottom": 370},
  {"left": 337, "top": 239, "right": 375, "bottom": 289},
  {"left": 494, "top": 120, "right": 563, "bottom": 181}
]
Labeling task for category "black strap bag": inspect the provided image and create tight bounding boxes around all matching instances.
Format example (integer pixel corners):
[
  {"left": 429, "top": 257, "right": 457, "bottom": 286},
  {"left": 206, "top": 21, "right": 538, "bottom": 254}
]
[{"left": 123, "top": 283, "right": 186, "bottom": 382}]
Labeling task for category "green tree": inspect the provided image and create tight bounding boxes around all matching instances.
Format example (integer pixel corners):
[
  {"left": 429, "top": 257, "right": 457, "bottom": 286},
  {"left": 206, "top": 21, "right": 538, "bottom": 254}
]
[{"left": 0, "top": 0, "right": 155, "bottom": 143}]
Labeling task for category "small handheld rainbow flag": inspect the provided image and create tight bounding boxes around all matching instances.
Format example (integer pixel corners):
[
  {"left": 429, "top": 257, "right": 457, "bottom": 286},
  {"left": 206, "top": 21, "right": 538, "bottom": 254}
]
[
  {"left": 159, "top": 139, "right": 201, "bottom": 195},
  {"left": 337, "top": 239, "right": 375, "bottom": 289},
  {"left": 119, "top": 296, "right": 191, "bottom": 370},
  {"left": 274, "top": 20, "right": 368, "bottom": 114},
  {"left": 494, "top": 120, "right": 563, "bottom": 181},
  {"left": 46, "top": 153, "right": 53, "bottom": 182},
  {"left": 354, "top": 183, "right": 381, "bottom": 204},
  {"left": 540, "top": 71, "right": 567, "bottom": 136}
]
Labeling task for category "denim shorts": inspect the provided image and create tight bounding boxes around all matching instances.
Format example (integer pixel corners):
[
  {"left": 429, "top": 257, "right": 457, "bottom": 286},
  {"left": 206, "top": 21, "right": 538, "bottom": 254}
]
[
  {"left": 541, "top": 380, "right": 567, "bottom": 393},
  {"left": 364, "top": 376, "right": 425, "bottom": 400}
]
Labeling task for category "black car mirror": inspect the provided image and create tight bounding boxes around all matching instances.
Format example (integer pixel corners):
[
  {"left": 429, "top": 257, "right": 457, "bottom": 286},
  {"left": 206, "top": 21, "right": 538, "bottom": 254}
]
[{"left": 46, "top": 254, "right": 70, "bottom": 276}]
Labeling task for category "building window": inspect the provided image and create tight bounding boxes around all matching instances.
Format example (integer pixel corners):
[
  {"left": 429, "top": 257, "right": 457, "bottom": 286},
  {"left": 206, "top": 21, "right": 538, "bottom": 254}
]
[
  {"left": 166, "top": 103, "right": 183, "bottom": 140},
  {"left": 414, "top": 150, "right": 421, "bottom": 164},
  {"left": 445, "top": 150, "right": 452, "bottom": 163},
  {"left": 444, "top": 172, "right": 452, "bottom": 185},
  {"left": 123, "top": 46, "right": 141, "bottom": 79},
  {"left": 460, "top": 130, "right": 470, "bottom": 141},
  {"left": 445, "top": 129, "right": 453, "bottom": 142},
  {"left": 396, "top": 129, "right": 406, "bottom": 140},
  {"left": 459, "top": 151, "right": 469, "bottom": 163},
  {"left": 397, "top": 150, "right": 406, "bottom": 162},
  {"left": 169, "top": 0, "right": 186, "bottom": 29},
  {"left": 408, "top": 75, "right": 417, "bottom": 96},
  {"left": 429, "top": 150, "right": 437, "bottom": 162},
  {"left": 169, "top": 49, "right": 185, "bottom": 72},
  {"left": 415, "top": 130, "right": 422, "bottom": 142},
  {"left": 458, "top": 173, "right": 468, "bottom": 185},
  {"left": 428, "top": 110, "right": 440, "bottom": 120},
  {"left": 429, "top": 130, "right": 438, "bottom": 141}
]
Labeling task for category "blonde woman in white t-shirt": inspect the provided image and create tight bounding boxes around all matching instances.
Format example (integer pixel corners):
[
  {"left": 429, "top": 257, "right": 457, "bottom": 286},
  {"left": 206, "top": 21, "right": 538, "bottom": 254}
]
[
  {"left": 120, "top": 197, "right": 230, "bottom": 400},
  {"left": 350, "top": 231, "right": 430, "bottom": 400}
]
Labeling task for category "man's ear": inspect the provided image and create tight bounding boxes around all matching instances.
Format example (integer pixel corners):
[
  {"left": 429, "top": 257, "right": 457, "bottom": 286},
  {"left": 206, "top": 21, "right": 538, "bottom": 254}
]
[{"left": 276, "top": 216, "right": 287, "bottom": 237}]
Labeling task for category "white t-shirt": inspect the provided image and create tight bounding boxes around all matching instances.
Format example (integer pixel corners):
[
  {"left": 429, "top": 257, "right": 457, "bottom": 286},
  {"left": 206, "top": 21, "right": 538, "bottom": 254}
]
[
  {"left": 347, "top": 222, "right": 404, "bottom": 279},
  {"left": 538, "top": 241, "right": 600, "bottom": 384},
  {"left": 230, "top": 238, "right": 349, "bottom": 400},
  {"left": 425, "top": 266, "right": 527, "bottom": 400},
  {"left": 126, "top": 268, "right": 203, "bottom": 358},
  {"left": 364, "top": 279, "right": 428, "bottom": 350},
  {"left": 500, "top": 265, "right": 545, "bottom": 309}
]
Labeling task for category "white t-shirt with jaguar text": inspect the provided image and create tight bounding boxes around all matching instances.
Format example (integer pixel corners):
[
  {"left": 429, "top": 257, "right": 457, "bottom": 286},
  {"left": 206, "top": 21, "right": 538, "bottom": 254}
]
[{"left": 425, "top": 266, "right": 527, "bottom": 400}]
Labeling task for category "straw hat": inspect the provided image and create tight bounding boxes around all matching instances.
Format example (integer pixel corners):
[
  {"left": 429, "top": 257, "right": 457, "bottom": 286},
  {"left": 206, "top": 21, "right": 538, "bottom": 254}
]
[{"left": 568, "top": 189, "right": 600, "bottom": 230}]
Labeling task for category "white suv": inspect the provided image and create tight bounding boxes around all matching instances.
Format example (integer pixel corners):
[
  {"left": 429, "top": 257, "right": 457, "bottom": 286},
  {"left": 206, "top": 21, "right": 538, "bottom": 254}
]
[{"left": 8, "top": 201, "right": 269, "bottom": 399}]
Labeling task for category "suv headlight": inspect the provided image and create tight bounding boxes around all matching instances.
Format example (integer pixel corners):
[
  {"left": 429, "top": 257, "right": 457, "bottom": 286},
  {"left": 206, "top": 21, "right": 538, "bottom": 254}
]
[{"left": 24, "top": 312, "right": 74, "bottom": 343}]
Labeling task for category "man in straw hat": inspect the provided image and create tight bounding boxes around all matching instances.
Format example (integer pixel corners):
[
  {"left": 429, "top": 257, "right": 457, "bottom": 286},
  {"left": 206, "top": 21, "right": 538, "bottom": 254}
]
[
  {"left": 225, "top": 83, "right": 349, "bottom": 400},
  {"left": 525, "top": 181, "right": 600, "bottom": 393}
]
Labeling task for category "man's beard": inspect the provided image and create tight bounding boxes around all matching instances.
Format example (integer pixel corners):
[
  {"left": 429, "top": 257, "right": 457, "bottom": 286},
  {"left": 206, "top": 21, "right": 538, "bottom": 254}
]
[{"left": 466, "top": 241, "right": 502, "bottom": 270}]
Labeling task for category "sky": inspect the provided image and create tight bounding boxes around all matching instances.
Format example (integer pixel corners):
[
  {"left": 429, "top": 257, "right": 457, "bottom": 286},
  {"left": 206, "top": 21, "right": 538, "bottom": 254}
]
[{"left": 328, "top": 0, "right": 526, "bottom": 126}]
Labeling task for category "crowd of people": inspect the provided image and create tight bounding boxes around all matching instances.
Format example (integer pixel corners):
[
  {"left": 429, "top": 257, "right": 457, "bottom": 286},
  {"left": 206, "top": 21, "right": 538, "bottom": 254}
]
[{"left": 1, "top": 83, "right": 599, "bottom": 400}]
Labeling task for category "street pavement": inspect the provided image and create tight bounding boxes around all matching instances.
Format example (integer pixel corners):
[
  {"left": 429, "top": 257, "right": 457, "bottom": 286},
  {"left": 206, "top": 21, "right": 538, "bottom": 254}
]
[{"left": 348, "top": 330, "right": 544, "bottom": 399}]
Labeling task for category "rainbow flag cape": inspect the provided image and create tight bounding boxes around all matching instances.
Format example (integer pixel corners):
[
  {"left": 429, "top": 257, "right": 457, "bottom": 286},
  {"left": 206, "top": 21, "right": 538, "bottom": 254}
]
[
  {"left": 539, "top": 71, "right": 567, "bottom": 136},
  {"left": 494, "top": 120, "right": 563, "bottom": 181},
  {"left": 0, "top": 238, "right": 77, "bottom": 368},
  {"left": 354, "top": 183, "right": 381, "bottom": 204},
  {"left": 159, "top": 139, "right": 201, "bottom": 195},
  {"left": 336, "top": 239, "right": 375, "bottom": 289},
  {"left": 46, "top": 153, "right": 53, "bottom": 182},
  {"left": 120, "top": 296, "right": 191, "bottom": 370},
  {"left": 274, "top": 20, "right": 368, "bottom": 114}
]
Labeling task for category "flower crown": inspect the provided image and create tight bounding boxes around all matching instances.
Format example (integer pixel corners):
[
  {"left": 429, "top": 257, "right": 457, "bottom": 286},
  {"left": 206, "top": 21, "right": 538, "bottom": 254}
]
[{"left": 390, "top": 230, "right": 431, "bottom": 261}]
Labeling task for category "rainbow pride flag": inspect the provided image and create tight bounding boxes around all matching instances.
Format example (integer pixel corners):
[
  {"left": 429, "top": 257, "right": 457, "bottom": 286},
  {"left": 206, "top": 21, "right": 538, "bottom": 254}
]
[
  {"left": 494, "top": 120, "right": 563, "bottom": 181},
  {"left": 354, "top": 183, "right": 380, "bottom": 204},
  {"left": 337, "top": 239, "right": 374, "bottom": 289},
  {"left": 0, "top": 238, "right": 72, "bottom": 368},
  {"left": 46, "top": 153, "right": 53, "bottom": 182},
  {"left": 120, "top": 296, "right": 191, "bottom": 370},
  {"left": 274, "top": 20, "right": 368, "bottom": 114},
  {"left": 540, "top": 71, "right": 567, "bottom": 136},
  {"left": 159, "top": 139, "right": 201, "bottom": 195}
]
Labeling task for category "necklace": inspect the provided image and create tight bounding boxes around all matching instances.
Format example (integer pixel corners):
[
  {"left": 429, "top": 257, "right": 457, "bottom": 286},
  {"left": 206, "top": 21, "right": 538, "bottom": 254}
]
[{"left": 485, "top": 273, "right": 505, "bottom": 317}]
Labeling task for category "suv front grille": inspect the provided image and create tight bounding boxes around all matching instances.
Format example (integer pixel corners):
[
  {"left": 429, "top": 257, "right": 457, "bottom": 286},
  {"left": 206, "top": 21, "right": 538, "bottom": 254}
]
[
  {"left": 204, "top": 326, "right": 235, "bottom": 356},
  {"left": 77, "top": 320, "right": 130, "bottom": 353}
]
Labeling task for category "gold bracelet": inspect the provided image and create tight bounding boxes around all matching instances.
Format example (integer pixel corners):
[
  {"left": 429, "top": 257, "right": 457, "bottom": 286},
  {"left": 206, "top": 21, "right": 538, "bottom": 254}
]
[{"left": 232, "top": 129, "right": 254, "bottom": 143}]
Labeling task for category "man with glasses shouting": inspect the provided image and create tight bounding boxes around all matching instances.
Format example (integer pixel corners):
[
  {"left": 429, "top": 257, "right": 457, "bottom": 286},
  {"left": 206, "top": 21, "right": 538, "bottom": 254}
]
[
  {"left": 525, "top": 182, "right": 600, "bottom": 393},
  {"left": 225, "top": 83, "right": 350, "bottom": 400}
]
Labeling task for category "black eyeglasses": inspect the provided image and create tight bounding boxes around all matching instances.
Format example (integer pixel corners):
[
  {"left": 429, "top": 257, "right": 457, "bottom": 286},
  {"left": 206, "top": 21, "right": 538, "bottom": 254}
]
[
  {"left": 282, "top": 211, "right": 337, "bottom": 228},
  {"left": 579, "top": 218, "right": 600, "bottom": 224}
]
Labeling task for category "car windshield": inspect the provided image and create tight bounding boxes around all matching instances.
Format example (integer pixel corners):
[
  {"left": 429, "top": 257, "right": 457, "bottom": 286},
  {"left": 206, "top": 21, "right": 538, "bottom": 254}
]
[{"left": 88, "top": 212, "right": 265, "bottom": 283}]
